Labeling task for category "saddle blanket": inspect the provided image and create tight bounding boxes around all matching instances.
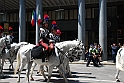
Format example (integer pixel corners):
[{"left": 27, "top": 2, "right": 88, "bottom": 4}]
[{"left": 31, "top": 46, "right": 44, "bottom": 59}]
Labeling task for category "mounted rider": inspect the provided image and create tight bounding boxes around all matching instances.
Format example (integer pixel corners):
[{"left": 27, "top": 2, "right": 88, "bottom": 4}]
[
  {"left": 0, "top": 26, "right": 6, "bottom": 53},
  {"left": 34, "top": 14, "right": 51, "bottom": 61},
  {"left": 7, "top": 26, "right": 14, "bottom": 44},
  {"left": 49, "top": 21, "right": 58, "bottom": 44},
  {"left": 0, "top": 26, "right": 4, "bottom": 38},
  {"left": 56, "top": 29, "right": 61, "bottom": 42}
]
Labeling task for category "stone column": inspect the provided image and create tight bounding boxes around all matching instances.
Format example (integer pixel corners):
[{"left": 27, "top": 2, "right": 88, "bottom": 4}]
[
  {"left": 19, "top": 0, "right": 26, "bottom": 42},
  {"left": 78, "top": 0, "right": 85, "bottom": 60},
  {"left": 99, "top": 0, "right": 107, "bottom": 60},
  {"left": 36, "top": 0, "right": 43, "bottom": 44}
]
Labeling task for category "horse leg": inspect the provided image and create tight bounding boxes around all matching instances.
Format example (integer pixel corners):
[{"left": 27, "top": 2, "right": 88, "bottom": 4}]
[
  {"left": 0, "top": 59, "right": 4, "bottom": 77},
  {"left": 17, "top": 62, "right": 27, "bottom": 83},
  {"left": 67, "top": 63, "right": 73, "bottom": 77},
  {"left": 58, "top": 65, "right": 68, "bottom": 83},
  {"left": 115, "top": 69, "right": 121, "bottom": 82},
  {"left": 39, "top": 65, "right": 47, "bottom": 82},
  {"left": 26, "top": 62, "right": 32, "bottom": 83},
  {"left": 30, "top": 62, "right": 37, "bottom": 81},
  {"left": 47, "top": 65, "right": 54, "bottom": 83},
  {"left": 8, "top": 58, "right": 14, "bottom": 70}
]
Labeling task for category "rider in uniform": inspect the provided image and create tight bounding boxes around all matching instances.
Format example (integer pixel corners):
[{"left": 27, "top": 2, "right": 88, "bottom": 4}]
[
  {"left": 7, "top": 26, "right": 14, "bottom": 44},
  {"left": 37, "top": 14, "right": 51, "bottom": 62},
  {"left": 56, "top": 29, "right": 61, "bottom": 42},
  {"left": 0, "top": 26, "right": 4, "bottom": 38},
  {"left": 49, "top": 21, "right": 58, "bottom": 43}
]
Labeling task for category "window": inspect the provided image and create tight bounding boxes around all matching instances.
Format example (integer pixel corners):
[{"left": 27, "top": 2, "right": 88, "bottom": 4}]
[
  {"left": 10, "top": 13, "right": 14, "bottom": 22},
  {"left": 43, "top": 11, "right": 47, "bottom": 15},
  {"left": 48, "top": 11, "right": 51, "bottom": 20},
  {"left": 74, "top": 9, "right": 77, "bottom": 19},
  {"left": 6, "top": 14, "right": 9, "bottom": 22},
  {"left": 65, "top": 10, "right": 68, "bottom": 19},
  {"left": 94, "top": 8, "right": 99, "bottom": 18},
  {"left": 28, "top": 12, "right": 31, "bottom": 22},
  {"left": 86, "top": 8, "right": 91, "bottom": 18},
  {"left": 92, "top": 8, "right": 95, "bottom": 18},
  {"left": 55, "top": 9, "right": 65, "bottom": 20},
  {"left": 13, "top": 13, "right": 17, "bottom": 22},
  {"left": 17, "top": 13, "right": 19, "bottom": 22},
  {"left": 52, "top": 11, "right": 55, "bottom": 20},
  {"left": 69, "top": 10, "right": 73, "bottom": 19}
]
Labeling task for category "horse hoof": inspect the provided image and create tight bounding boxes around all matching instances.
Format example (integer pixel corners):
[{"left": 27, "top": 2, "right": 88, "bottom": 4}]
[
  {"left": 116, "top": 79, "right": 120, "bottom": 82},
  {"left": 68, "top": 75, "right": 74, "bottom": 78},
  {"left": 30, "top": 77, "right": 34, "bottom": 81},
  {"left": 43, "top": 79, "right": 47, "bottom": 82},
  {"left": 16, "top": 81, "right": 20, "bottom": 83},
  {"left": 37, "top": 71, "right": 39, "bottom": 74},
  {"left": 43, "top": 70, "right": 46, "bottom": 72}
]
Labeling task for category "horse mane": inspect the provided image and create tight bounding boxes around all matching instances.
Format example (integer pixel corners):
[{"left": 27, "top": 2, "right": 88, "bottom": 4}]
[{"left": 55, "top": 40, "right": 80, "bottom": 50}]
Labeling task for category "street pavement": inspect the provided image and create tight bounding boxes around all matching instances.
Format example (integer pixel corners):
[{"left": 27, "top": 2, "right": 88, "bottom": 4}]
[{"left": 0, "top": 61, "right": 124, "bottom": 83}]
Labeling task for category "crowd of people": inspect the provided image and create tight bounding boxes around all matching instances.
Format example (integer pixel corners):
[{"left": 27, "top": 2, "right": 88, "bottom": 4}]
[
  {"left": 85, "top": 43, "right": 103, "bottom": 67},
  {"left": 85, "top": 42, "right": 124, "bottom": 67},
  {"left": 111, "top": 43, "right": 123, "bottom": 63}
]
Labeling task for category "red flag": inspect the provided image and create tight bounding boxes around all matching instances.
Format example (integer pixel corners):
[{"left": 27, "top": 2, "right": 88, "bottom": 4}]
[
  {"left": 37, "top": 11, "right": 42, "bottom": 26},
  {"left": 31, "top": 10, "right": 35, "bottom": 26}
]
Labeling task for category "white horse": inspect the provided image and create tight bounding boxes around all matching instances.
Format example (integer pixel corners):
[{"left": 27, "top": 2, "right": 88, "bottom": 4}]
[
  {"left": 1, "top": 42, "right": 28, "bottom": 70},
  {"left": 0, "top": 36, "right": 10, "bottom": 77},
  {"left": 14, "top": 43, "right": 68, "bottom": 83},
  {"left": 55, "top": 40, "right": 84, "bottom": 76},
  {"left": 115, "top": 47, "right": 124, "bottom": 82},
  {"left": 29, "top": 40, "right": 84, "bottom": 80}
]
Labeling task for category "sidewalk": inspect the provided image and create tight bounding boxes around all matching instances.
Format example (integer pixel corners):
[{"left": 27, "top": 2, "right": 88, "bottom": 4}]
[{"left": 69, "top": 60, "right": 116, "bottom": 65}]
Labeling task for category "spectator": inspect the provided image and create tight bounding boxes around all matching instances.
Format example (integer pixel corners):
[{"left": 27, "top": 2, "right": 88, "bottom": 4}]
[
  {"left": 117, "top": 43, "right": 122, "bottom": 51},
  {"left": 93, "top": 45, "right": 102, "bottom": 65},
  {"left": 86, "top": 44, "right": 99, "bottom": 67},
  {"left": 111, "top": 43, "right": 118, "bottom": 63},
  {"left": 98, "top": 44, "right": 103, "bottom": 62},
  {"left": 85, "top": 46, "right": 89, "bottom": 61}
]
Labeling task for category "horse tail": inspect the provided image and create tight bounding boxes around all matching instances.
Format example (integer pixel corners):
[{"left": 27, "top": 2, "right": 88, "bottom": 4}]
[
  {"left": 14, "top": 49, "right": 21, "bottom": 75},
  {"left": 116, "top": 48, "right": 124, "bottom": 71}
]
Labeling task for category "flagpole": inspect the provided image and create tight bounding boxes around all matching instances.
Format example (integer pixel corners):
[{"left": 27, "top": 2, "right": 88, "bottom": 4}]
[{"left": 36, "top": 0, "right": 43, "bottom": 44}]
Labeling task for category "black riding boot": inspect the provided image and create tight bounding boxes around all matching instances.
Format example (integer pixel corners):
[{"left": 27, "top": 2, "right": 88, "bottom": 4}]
[{"left": 42, "top": 50, "right": 48, "bottom": 62}]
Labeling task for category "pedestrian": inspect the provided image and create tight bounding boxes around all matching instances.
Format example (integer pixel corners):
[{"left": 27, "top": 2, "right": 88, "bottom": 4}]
[
  {"left": 86, "top": 44, "right": 99, "bottom": 67},
  {"left": 93, "top": 45, "right": 102, "bottom": 65},
  {"left": 111, "top": 43, "right": 118, "bottom": 63},
  {"left": 117, "top": 43, "right": 122, "bottom": 51},
  {"left": 85, "top": 46, "right": 89, "bottom": 61},
  {"left": 98, "top": 44, "right": 103, "bottom": 64}
]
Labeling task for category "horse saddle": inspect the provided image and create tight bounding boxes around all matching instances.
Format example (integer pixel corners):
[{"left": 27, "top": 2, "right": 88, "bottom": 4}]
[{"left": 31, "top": 45, "right": 45, "bottom": 59}]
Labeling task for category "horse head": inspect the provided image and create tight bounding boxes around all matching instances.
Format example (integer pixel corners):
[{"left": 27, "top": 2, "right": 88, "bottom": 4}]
[{"left": 0, "top": 37, "right": 10, "bottom": 54}]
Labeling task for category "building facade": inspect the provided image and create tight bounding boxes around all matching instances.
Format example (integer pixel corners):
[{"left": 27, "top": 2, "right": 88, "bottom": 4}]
[{"left": 0, "top": 0, "right": 124, "bottom": 60}]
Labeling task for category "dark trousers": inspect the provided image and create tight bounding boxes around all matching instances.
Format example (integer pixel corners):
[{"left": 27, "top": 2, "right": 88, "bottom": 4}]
[
  {"left": 112, "top": 54, "right": 116, "bottom": 63},
  {"left": 86, "top": 56, "right": 99, "bottom": 67}
]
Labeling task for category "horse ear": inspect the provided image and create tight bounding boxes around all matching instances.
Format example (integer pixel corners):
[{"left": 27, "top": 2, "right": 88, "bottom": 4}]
[
  {"left": 76, "top": 39, "right": 78, "bottom": 41},
  {"left": 5, "top": 34, "right": 6, "bottom": 38}
]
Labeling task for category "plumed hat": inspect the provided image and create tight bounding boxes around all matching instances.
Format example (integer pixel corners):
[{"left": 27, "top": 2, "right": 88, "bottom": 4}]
[
  {"left": 44, "top": 14, "right": 49, "bottom": 21},
  {"left": 52, "top": 21, "right": 57, "bottom": 27},
  {"left": 0, "top": 26, "right": 4, "bottom": 33},
  {"left": 41, "top": 14, "right": 49, "bottom": 25},
  {"left": 57, "top": 29, "right": 61, "bottom": 35},
  {"left": 8, "top": 27, "right": 13, "bottom": 33},
  {"left": 51, "top": 21, "right": 57, "bottom": 30}
]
